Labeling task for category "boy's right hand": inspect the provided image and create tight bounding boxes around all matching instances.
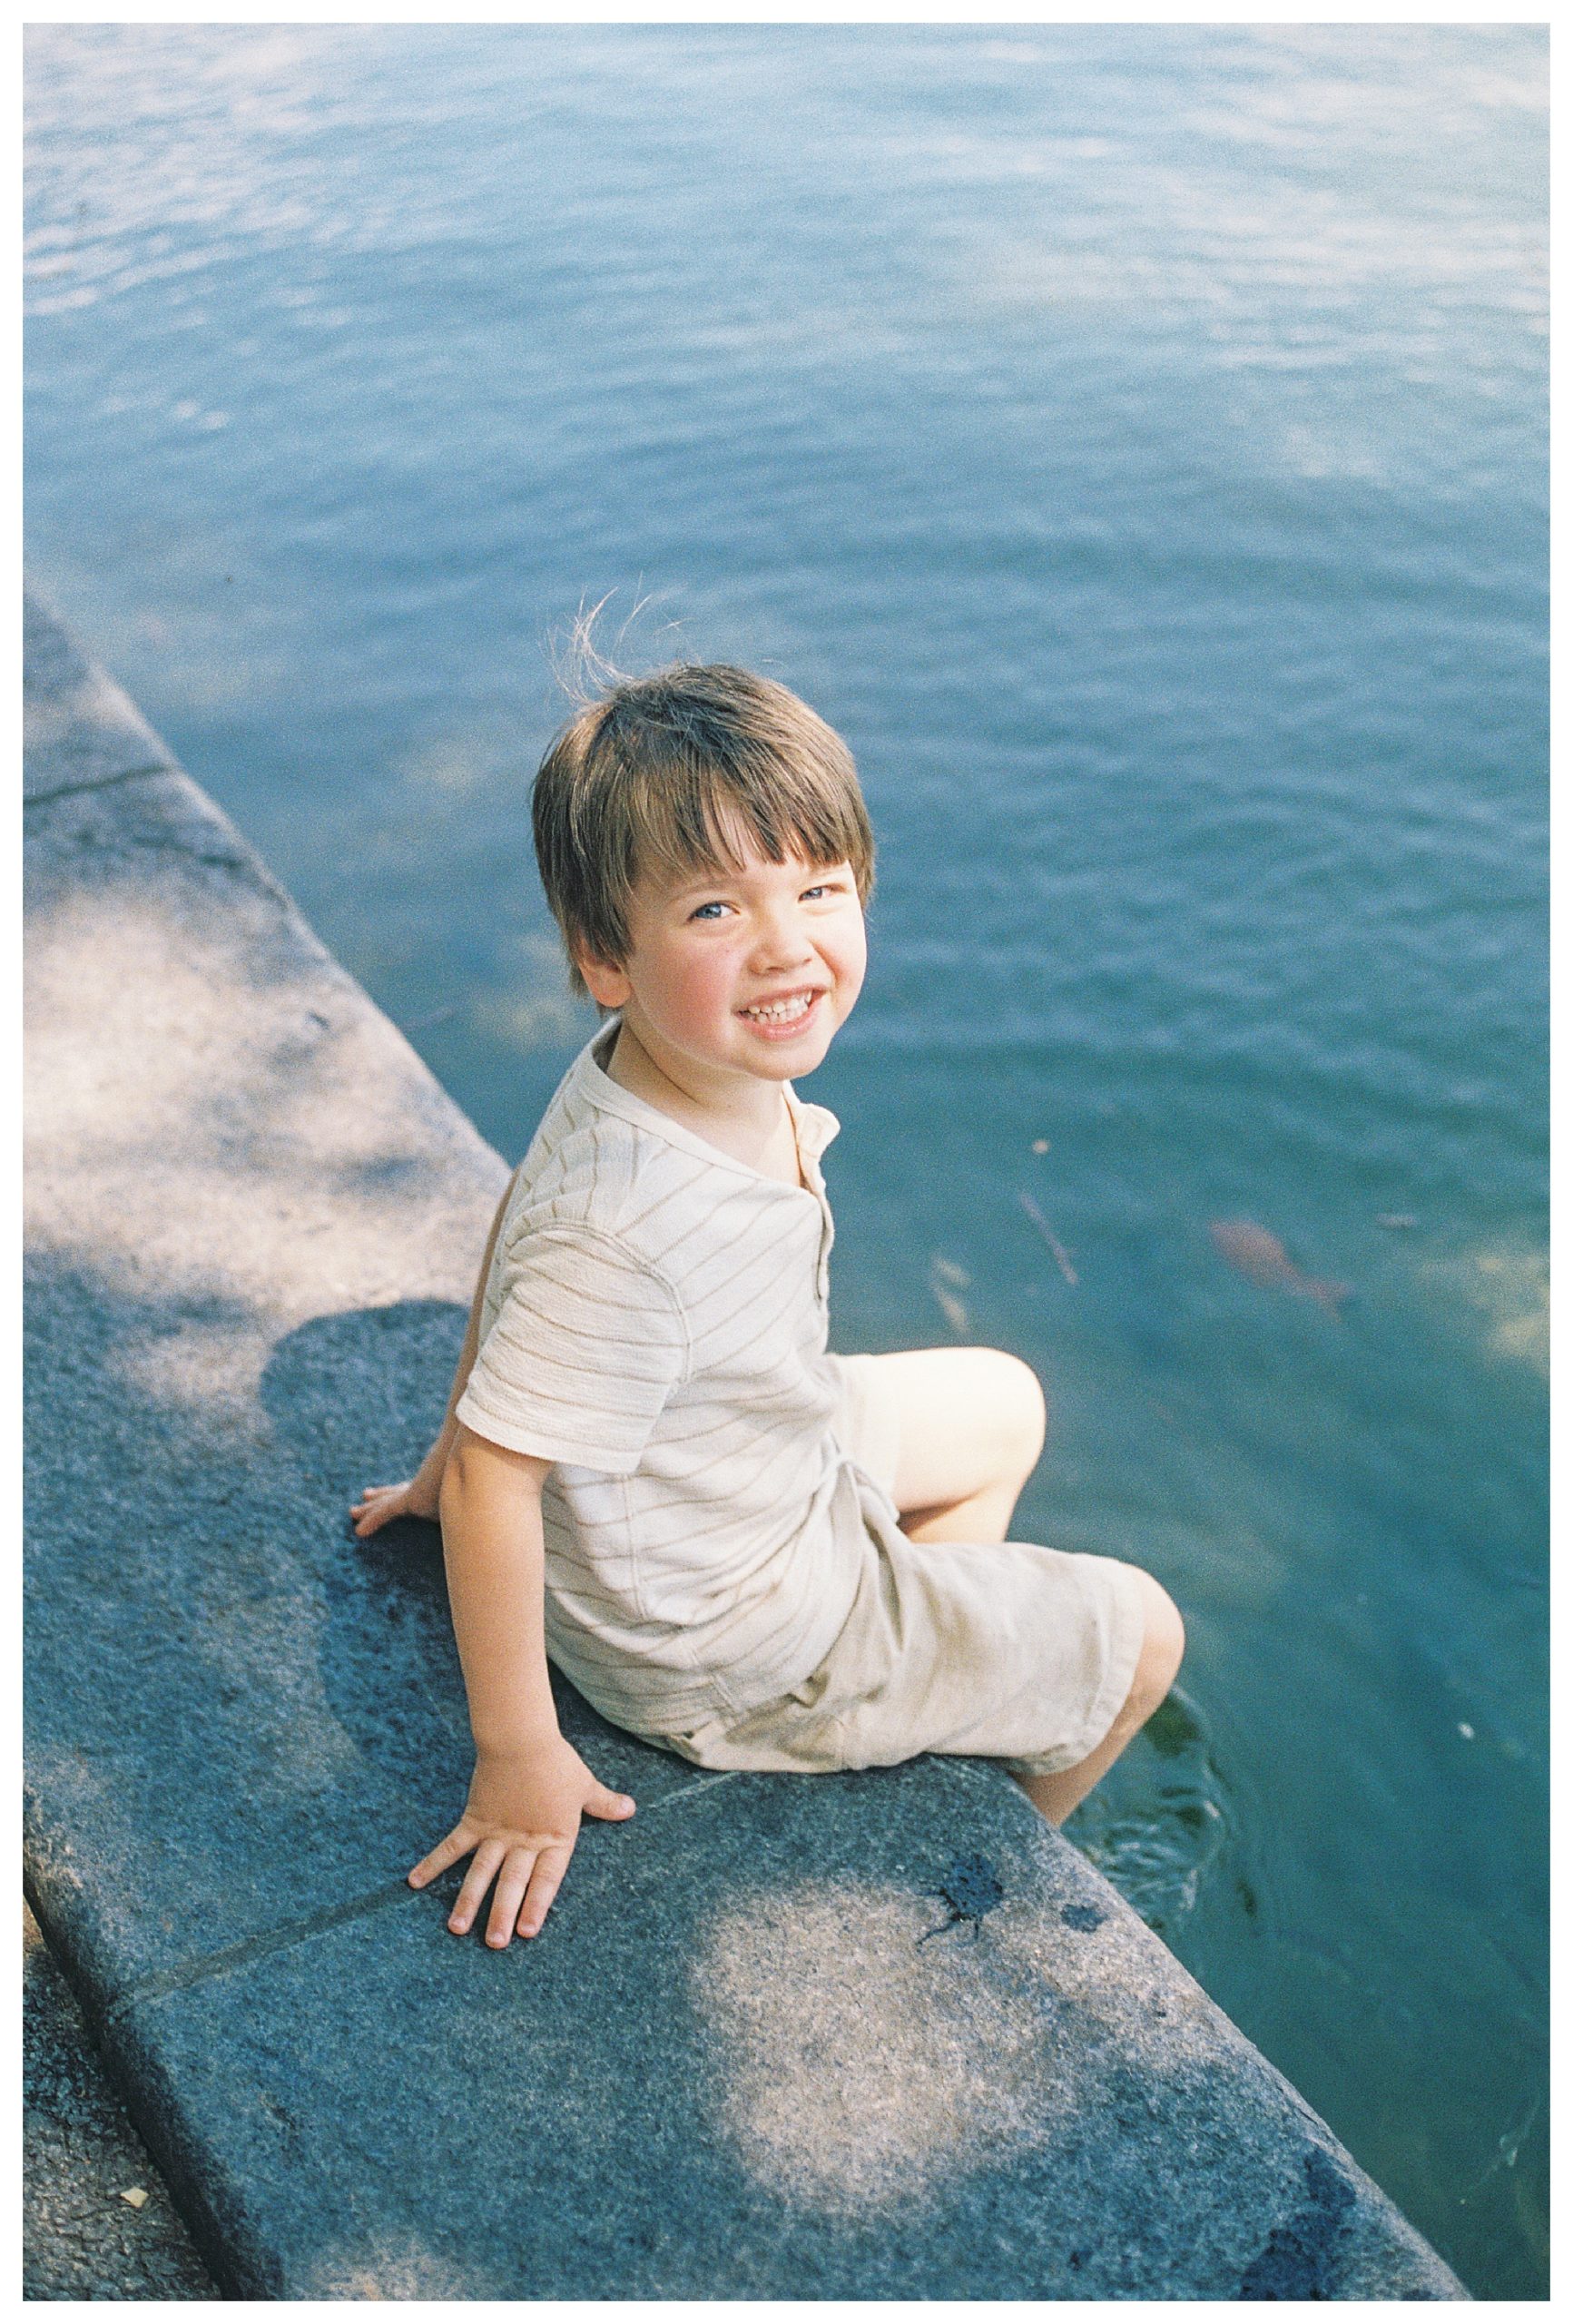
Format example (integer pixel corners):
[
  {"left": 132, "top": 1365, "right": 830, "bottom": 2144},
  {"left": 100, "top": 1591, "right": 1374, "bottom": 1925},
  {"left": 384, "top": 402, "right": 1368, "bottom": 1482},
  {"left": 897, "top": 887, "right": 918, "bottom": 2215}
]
[
  {"left": 349, "top": 1474, "right": 440, "bottom": 1535},
  {"left": 408, "top": 1736, "right": 635, "bottom": 1946}
]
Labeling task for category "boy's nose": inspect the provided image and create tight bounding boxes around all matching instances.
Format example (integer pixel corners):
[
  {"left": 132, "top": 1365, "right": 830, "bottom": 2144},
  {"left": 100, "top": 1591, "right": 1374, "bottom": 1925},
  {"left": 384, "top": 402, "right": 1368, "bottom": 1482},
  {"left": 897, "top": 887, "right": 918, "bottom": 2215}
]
[{"left": 749, "top": 905, "right": 815, "bottom": 970}]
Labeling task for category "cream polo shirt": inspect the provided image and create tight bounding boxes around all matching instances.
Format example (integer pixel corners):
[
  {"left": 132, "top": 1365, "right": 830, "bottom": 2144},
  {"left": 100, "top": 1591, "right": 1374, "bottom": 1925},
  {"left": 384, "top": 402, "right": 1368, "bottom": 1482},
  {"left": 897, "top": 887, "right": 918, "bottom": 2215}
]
[{"left": 454, "top": 1015, "right": 872, "bottom": 1733}]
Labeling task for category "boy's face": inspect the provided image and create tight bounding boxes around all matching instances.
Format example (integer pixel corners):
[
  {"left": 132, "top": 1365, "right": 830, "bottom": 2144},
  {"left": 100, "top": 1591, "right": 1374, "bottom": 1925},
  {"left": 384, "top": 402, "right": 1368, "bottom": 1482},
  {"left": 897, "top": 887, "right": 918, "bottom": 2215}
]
[{"left": 577, "top": 836, "right": 867, "bottom": 1097}]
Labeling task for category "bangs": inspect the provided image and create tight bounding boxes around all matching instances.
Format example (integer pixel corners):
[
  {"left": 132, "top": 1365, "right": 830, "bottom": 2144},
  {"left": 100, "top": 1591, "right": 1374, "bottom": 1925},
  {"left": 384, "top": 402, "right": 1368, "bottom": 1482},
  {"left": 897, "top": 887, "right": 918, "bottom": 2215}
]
[{"left": 624, "top": 749, "right": 870, "bottom": 894}]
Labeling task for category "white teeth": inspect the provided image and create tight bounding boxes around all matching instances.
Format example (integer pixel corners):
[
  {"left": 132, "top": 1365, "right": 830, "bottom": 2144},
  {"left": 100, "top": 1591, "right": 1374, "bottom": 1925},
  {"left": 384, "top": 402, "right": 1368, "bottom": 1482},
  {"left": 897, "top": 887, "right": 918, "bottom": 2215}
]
[{"left": 742, "top": 991, "right": 815, "bottom": 1023}]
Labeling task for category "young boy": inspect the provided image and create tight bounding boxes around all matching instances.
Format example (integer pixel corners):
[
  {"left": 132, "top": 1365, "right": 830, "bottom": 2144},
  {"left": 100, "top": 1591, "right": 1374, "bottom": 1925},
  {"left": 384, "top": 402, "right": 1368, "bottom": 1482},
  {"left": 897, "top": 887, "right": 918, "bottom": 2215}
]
[{"left": 350, "top": 663, "right": 1184, "bottom": 1950}]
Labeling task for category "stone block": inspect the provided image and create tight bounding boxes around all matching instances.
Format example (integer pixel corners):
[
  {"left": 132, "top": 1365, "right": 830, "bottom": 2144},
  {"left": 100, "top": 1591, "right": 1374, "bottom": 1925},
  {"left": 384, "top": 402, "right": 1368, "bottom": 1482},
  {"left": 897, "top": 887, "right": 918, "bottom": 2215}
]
[
  {"left": 25, "top": 586, "right": 177, "bottom": 802},
  {"left": 24, "top": 1901, "right": 218, "bottom": 2300},
  {"left": 103, "top": 1757, "right": 1462, "bottom": 2299}
]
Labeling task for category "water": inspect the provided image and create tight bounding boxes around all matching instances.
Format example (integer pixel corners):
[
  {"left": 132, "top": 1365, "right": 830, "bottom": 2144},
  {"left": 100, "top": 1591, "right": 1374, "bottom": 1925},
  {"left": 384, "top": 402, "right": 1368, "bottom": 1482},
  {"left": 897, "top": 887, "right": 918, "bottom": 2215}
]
[{"left": 25, "top": 24, "right": 1547, "bottom": 2295}]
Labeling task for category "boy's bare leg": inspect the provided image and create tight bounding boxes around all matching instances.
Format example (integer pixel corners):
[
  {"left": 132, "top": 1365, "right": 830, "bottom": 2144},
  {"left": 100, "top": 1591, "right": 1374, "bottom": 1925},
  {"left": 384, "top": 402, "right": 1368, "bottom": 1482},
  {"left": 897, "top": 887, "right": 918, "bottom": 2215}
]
[
  {"left": 1010, "top": 1568, "right": 1186, "bottom": 1825},
  {"left": 867, "top": 1349, "right": 1185, "bottom": 1826},
  {"left": 878, "top": 1347, "right": 1047, "bottom": 1544}
]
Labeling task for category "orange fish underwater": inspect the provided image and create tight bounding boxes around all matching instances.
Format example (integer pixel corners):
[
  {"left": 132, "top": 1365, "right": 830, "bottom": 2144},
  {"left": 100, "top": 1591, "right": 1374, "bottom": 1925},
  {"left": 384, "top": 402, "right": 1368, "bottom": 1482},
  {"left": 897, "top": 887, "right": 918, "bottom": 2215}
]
[{"left": 1209, "top": 1219, "right": 1348, "bottom": 1315}]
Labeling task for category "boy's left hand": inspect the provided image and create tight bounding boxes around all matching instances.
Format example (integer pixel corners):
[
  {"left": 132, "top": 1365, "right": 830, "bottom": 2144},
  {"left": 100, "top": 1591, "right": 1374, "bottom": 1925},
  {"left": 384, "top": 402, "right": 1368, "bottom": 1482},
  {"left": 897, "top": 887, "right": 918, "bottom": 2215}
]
[{"left": 409, "top": 1735, "right": 636, "bottom": 1947}]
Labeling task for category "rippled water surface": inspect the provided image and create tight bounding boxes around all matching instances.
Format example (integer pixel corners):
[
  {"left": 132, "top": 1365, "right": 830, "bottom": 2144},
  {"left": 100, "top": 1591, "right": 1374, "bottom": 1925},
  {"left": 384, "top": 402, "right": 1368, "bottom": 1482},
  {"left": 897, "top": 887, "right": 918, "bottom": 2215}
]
[{"left": 25, "top": 24, "right": 1547, "bottom": 2295}]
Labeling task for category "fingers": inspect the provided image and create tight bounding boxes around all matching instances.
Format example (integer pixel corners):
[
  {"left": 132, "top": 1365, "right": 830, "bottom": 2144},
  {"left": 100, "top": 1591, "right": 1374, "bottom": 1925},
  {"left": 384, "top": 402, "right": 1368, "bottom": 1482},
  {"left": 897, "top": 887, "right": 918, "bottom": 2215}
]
[
  {"left": 448, "top": 1837, "right": 508, "bottom": 1935},
  {"left": 349, "top": 1483, "right": 407, "bottom": 1537},
  {"left": 408, "top": 1777, "right": 636, "bottom": 1949},
  {"left": 516, "top": 1846, "right": 573, "bottom": 1939},
  {"left": 408, "top": 1827, "right": 583, "bottom": 1946},
  {"left": 447, "top": 1838, "right": 573, "bottom": 1946},
  {"left": 408, "top": 1822, "right": 477, "bottom": 1890},
  {"left": 487, "top": 1844, "right": 575, "bottom": 1945},
  {"left": 485, "top": 1847, "right": 540, "bottom": 1947}
]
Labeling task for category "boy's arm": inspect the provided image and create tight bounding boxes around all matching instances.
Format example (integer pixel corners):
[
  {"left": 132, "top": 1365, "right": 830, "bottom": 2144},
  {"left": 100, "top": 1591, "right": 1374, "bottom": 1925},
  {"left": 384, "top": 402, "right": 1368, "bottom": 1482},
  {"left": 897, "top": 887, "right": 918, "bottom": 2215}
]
[
  {"left": 407, "top": 1424, "right": 635, "bottom": 1945},
  {"left": 349, "top": 1175, "right": 516, "bottom": 1535}
]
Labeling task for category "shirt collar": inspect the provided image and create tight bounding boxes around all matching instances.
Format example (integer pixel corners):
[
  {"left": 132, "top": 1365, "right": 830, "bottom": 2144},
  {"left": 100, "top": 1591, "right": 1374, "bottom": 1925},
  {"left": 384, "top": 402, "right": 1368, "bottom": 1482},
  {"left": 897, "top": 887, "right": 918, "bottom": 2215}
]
[{"left": 577, "top": 1016, "right": 840, "bottom": 1189}]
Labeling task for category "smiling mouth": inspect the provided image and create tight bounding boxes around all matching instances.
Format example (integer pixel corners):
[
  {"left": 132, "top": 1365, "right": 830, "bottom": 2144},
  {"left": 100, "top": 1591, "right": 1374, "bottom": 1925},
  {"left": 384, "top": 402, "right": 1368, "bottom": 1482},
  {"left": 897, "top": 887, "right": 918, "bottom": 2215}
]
[{"left": 737, "top": 989, "right": 823, "bottom": 1027}]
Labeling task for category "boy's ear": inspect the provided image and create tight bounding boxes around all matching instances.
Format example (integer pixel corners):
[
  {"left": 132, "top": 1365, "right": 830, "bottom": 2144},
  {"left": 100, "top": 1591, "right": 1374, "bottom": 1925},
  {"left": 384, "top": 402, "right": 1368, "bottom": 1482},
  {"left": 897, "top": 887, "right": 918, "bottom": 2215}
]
[{"left": 574, "top": 943, "right": 633, "bottom": 1011}]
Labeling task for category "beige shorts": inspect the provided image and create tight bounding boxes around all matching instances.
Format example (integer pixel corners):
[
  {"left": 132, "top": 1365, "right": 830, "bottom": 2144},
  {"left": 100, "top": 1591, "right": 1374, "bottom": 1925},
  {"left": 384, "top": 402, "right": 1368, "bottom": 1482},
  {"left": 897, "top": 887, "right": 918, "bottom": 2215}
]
[
  {"left": 826, "top": 1349, "right": 907, "bottom": 1502},
  {"left": 642, "top": 1353, "right": 1148, "bottom": 1780}
]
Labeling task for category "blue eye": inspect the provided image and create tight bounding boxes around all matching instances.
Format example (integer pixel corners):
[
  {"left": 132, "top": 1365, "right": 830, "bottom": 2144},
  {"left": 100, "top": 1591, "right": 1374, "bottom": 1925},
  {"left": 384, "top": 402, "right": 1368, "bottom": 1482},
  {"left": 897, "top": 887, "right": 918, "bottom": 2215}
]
[{"left": 690, "top": 901, "right": 727, "bottom": 921}]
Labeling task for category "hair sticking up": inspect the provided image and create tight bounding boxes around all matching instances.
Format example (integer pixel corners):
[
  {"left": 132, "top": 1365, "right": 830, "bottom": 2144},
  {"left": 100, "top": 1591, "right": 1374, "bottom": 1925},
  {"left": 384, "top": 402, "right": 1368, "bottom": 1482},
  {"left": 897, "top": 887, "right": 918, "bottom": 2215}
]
[{"left": 547, "top": 588, "right": 682, "bottom": 712}]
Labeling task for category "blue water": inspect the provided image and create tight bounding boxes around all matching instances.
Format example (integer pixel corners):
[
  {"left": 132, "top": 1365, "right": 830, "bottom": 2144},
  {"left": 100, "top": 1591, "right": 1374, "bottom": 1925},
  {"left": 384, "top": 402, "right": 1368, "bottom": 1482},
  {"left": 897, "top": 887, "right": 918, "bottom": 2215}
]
[{"left": 25, "top": 24, "right": 1548, "bottom": 2295}]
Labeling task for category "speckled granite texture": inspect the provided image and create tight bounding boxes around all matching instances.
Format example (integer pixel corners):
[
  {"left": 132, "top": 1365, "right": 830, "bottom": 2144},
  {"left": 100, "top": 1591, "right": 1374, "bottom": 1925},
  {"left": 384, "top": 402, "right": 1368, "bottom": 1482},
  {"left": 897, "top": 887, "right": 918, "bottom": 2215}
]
[
  {"left": 23, "top": 587, "right": 1468, "bottom": 2300},
  {"left": 24, "top": 1901, "right": 217, "bottom": 2301}
]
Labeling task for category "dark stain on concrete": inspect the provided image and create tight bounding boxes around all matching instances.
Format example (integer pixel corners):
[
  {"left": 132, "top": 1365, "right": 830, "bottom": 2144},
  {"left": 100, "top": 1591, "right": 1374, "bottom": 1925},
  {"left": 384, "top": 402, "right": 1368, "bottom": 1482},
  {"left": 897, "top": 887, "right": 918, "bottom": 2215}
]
[
  {"left": 918, "top": 1852, "right": 1004, "bottom": 1944},
  {"left": 1238, "top": 2146, "right": 1355, "bottom": 2299}
]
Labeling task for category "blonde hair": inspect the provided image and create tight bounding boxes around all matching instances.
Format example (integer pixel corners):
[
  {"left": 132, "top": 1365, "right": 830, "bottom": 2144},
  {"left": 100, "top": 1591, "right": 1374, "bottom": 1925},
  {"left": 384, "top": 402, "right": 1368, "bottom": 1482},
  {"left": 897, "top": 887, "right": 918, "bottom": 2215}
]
[{"left": 532, "top": 661, "right": 875, "bottom": 994}]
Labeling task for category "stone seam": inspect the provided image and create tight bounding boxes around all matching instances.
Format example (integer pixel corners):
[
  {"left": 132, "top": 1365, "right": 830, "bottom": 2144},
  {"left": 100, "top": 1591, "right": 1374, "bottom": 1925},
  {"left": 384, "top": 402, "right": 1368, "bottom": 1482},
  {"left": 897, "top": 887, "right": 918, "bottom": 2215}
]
[
  {"left": 23, "top": 759, "right": 177, "bottom": 808},
  {"left": 23, "top": 1770, "right": 752, "bottom": 2304},
  {"left": 25, "top": 760, "right": 317, "bottom": 927},
  {"left": 27, "top": 1766, "right": 749, "bottom": 2044}
]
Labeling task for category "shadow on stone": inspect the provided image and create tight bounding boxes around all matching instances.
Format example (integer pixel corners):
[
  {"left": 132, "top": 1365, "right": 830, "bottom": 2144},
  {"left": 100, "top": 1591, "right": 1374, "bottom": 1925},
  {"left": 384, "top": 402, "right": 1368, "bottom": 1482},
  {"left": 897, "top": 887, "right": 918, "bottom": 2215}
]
[
  {"left": 24, "top": 1256, "right": 693, "bottom": 2016},
  {"left": 258, "top": 1299, "right": 682, "bottom": 1816}
]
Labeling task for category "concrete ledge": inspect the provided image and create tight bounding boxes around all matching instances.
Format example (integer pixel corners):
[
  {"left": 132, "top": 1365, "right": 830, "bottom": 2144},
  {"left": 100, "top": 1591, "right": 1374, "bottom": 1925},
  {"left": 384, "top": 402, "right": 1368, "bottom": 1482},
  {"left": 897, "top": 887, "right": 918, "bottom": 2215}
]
[
  {"left": 24, "top": 1898, "right": 218, "bottom": 2299},
  {"left": 23, "top": 588, "right": 1469, "bottom": 2299},
  {"left": 24, "top": 586, "right": 179, "bottom": 803}
]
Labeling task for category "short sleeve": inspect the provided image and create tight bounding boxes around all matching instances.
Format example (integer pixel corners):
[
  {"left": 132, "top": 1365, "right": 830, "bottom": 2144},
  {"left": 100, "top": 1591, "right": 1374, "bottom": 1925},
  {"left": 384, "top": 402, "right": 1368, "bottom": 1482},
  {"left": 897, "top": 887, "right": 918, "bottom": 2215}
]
[{"left": 455, "top": 1222, "right": 689, "bottom": 1474}]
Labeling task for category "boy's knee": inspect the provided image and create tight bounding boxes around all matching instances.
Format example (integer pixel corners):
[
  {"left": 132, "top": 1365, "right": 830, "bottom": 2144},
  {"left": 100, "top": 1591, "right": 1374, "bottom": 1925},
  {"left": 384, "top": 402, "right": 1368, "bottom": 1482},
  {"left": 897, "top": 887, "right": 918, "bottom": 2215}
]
[
  {"left": 1106, "top": 1571, "right": 1180, "bottom": 1738},
  {"left": 1131, "top": 1570, "right": 1185, "bottom": 1713},
  {"left": 985, "top": 1350, "right": 1047, "bottom": 1479}
]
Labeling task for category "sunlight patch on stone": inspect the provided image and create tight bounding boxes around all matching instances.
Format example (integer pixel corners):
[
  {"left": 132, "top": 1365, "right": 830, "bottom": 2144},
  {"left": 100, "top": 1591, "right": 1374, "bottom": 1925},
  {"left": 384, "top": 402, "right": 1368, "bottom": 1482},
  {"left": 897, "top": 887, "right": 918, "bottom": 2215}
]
[
  {"left": 25, "top": 883, "right": 498, "bottom": 1324},
  {"left": 696, "top": 1878, "right": 1052, "bottom": 2213}
]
